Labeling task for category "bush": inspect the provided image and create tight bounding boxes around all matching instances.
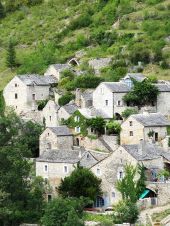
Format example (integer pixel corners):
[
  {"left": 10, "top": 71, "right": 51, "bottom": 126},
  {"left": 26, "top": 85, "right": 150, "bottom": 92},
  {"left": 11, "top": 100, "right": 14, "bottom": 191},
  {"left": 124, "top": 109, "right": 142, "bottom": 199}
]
[
  {"left": 37, "top": 99, "right": 48, "bottom": 111},
  {"left": 58, "top": 93, "right": 75, "bottom": 106},
  {"left": 41, "top": 197, "right": 86, "bottom": 226},
  {"left": 122, "top": 108, "right": 138, "bottom": 119},
  {"left": 113, "top": 200, "right": 139, "bottom": 224},
  {"left": 106, "top": 120, "right": 121, "bottom": 135},
  {"left": 69, "top": 13, "right": 92, "bottom": 30},
  {"left": 74, "top": 75, "right": 104, "bottom": 89}
]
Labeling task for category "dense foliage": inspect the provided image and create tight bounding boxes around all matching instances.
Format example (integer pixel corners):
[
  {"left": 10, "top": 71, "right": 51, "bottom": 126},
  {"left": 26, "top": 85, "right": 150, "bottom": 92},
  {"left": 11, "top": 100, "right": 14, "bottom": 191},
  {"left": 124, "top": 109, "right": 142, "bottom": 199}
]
[
  {"left": 41, "top": 197, "right": 87, "bottom": 226},
  {"left": 123, "top": 79, "right": 159, "bottom": 108},
  {"left": 58, "top": 165, "right": 102, "bottom": 201},
  {"left": 0, "top": 111, "right": 45, "bottom": 225},
  {"left": 58, "top": 93, "right": 75, "bottom": 106},
  {"left": 122, "top": 108, "right": 138, "bottom": 119},
  {"left": 87, "top": 117, "right": 106, "bottom": 135}
]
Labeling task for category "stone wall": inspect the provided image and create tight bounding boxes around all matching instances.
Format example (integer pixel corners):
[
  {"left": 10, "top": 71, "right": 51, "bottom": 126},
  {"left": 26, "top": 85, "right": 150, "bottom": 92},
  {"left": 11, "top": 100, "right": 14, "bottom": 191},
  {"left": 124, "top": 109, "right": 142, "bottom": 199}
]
[
  {"left": 147, "top": 182, "right": 170, "bottom": 206},
  {"left": 79, "top": 135, "right": 118, "bottom": 152}
]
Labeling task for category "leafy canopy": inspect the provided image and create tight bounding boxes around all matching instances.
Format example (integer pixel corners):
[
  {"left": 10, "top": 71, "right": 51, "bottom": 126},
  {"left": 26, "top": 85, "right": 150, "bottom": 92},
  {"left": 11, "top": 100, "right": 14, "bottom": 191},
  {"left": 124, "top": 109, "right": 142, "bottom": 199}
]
[
  {"left": 123, "top": 79, "right": 159, "bottom": 108},
  {"left": 41, "top": 197, "right": 87, "bottom": 226},
  {"left": 58, "top": 165, "right": 102, "bottom": 201}
]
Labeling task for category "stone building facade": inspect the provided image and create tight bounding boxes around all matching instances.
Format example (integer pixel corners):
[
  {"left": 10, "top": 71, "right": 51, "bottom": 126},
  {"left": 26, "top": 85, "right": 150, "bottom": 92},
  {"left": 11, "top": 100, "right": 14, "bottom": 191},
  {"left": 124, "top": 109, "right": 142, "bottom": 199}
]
[
  {"left": 44, "top": 64, "right": 70, "bottom": 81},
  {"left": 3, "top": 75, "right": 56, "bottom": 115},
  {"left": 39, "top": 126, "right": 73, "bottom": 155},
  {"left": 120, "top": 112, "right": 170, "bottom": 145},
  {"left": 93, "top": 82, "right": 131, "bottom": 119},
  {"left": 42, "top": 100, "right": 60, "bottom": 127}
]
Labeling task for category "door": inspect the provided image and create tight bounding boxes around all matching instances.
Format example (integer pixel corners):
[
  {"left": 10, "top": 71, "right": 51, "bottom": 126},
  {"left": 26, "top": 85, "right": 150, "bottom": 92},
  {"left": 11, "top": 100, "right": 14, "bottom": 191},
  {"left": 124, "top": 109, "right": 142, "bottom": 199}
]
[{"left": 155, "top": 132, "right": 158, "bottom": 141}]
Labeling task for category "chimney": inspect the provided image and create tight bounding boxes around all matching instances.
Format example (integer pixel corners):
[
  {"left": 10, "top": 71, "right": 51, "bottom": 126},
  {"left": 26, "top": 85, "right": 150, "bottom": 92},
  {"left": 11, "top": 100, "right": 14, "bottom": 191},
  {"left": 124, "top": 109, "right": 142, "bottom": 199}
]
[
  {"left": 75, "top": 88, "right": 81, "bottom": 107},
  {"left": 143, "top": 108, "right": 149, "bottom": 116},
  {"left": 78, "top": 150, "right": 82, "bottom": 158},
  {"left": 138, "top": 139, "right": 144, "bottom": 155}
]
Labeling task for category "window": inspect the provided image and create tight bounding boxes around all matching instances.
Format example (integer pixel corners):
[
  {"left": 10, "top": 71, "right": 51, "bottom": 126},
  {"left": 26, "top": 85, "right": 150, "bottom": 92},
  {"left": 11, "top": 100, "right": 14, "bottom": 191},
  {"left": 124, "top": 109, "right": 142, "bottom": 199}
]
[
  {"left": 75, "top": 126, "right": 81, "bottom": 133},
  {"left": 130, "top": 131, "right": 133, "bottom": 136},
  {"left": 32, "top": 94, "right": 35, "bottom": 100},
  {"left": 15, "top": 106, "right": 17, "bottom": 109},
  {"left": 97, "top": 168, "right": 101, "bottom": 175},
  {"left": 129, "top": 121, "right": 133, "bottom": 126},
  {"left": 64, "top": 165, "right": 68, "bottom": 173},
  {"left": 74, "top": 116, "right": 80, "bottom": 122},
  {"left": 15, "top": 93, "right": 18, "bottom": 99},
  {"left": 86, "top": 153, "right": 90, "bottom": 159},
  {"left": 49, "top": 116, "right": 52, "bottom": 121},
  {"left": 48, "top": 194, "right": 52, "bottom": 202},
  {"left": 44, "top": 164, "right": 48, "bottom": 172},
  {"left": 48, "top": 133, "right": 50, "bottom": 136},
  {"left": 117, "top": 100, "right": 121, "bottom": 106},
  {"left": 119, "top": 171, "right": 123, "bottom": 179},
  {"left": 112, "top": 192, "right": 115, "bottom": 198},
  {"left": 120, "top": 159, "right": 123, "bottom": 164},
  {"left": 15, "top": 83, "right": 17, "bottom": 87},
  {"left": 105, "top": 100, "right": 108, "bottom": 106},
  {"left": 100, "top": 88, "right": 104, "bottom": 94}
]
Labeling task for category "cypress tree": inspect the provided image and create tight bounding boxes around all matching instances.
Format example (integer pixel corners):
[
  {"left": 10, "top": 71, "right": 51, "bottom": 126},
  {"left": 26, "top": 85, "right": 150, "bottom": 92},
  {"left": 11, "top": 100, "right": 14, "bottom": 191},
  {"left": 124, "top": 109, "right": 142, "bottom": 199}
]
[
  {"left": 6, "top": 40, "right": 16, "bottom": 69},
  {"left": 0, "top": 1, "right": 5, "bottom": 18}
]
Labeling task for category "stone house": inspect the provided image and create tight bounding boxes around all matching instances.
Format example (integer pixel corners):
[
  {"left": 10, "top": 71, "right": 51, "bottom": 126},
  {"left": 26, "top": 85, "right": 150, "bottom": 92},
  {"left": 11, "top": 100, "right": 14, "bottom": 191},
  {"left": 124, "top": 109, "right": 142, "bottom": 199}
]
[
  {"left": 39, "top": 126, "right": 73, "bottom": 155},
  {"left": 58, "top": 102, "right": 78, "bottom": 121},
  {"left": 44, "top": 64, "right": 70, "bottom": 81},
  {"left": 91, "top": 141, "right": 170, "bottom": 207},
  {"left": 36, "top": 146, "right": 108, "bottom": 199},
  {"left": 42, "top": 100, "right": 60, "bottom": 127},
  {"left": 120, "top": 112, "right": 170, "bottom": 145},
  {"left": 3, "top": 74, "right": 56, "bottom": 115},
  {"left": 93, "top": 82, "right": 131, "bottom": 119}
]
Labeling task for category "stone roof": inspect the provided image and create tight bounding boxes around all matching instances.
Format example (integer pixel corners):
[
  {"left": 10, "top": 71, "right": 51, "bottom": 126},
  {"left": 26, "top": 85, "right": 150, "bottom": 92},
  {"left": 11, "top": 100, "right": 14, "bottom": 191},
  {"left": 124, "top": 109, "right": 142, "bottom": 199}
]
[
  {"left": 81, "top": 89, "right": 94, "bottom": 100},
  {"left": 88, "top": 58, "right": 112, "bottom": 70},
  {"left": 89, "top": 150, "right": 109, "bottom": 161},
  {"left": 49, "top": 126, "right": 72, "bottom": 136},
  {"left": 155, "top": 83, "right": 170, "bottom": 92},
  {"left": 52, "top": 64, "right": 70, "bottom": 71},
  {"left": 44, "top": 100, "right": 60, "bottom": 111},
  {"left": 102, "top": 82, "right": 131, "bottom": 93},
  {"left": 131, "top": 113, "right": 170, "bottom": 127},
  {"left": 18, "top": 74, "right": 57, "bottom": 86},
  {"left": 79, "top": 107, "right": 111, "bottom": 119},
  {"left": 123, "top": 142, "right": 170, "bottom": 162},
  {"left": 125, "top": 73, "right": 146, "bottom": 82},
  {"left": 37, "top": 149, "right": 83, "bottom": 163},
  {"left": 62, "top": 103, "right": 78, "bottom": 115}
]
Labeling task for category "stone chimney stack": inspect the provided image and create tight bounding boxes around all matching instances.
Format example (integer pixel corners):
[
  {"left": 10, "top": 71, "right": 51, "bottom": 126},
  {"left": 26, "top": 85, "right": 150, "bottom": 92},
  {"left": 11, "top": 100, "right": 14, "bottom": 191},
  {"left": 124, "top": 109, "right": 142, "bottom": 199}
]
[
  {"left": 75, "top": 88, "right": 81, "bottom": 107},
  {"left": 138, "top": 139, "right": 144, "bottom": 155},
  {"left": 143, "top": 108, "right": 150, "bottom": 116}
]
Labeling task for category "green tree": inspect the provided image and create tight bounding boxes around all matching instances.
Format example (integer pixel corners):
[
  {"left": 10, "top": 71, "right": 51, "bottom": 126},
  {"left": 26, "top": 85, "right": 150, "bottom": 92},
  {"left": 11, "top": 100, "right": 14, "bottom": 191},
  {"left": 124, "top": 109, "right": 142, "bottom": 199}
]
[
  {"left": 112, "top": 200, "right": 139, "bottom": 224},
  {"left": 0, "top": 91, "right": 5, "bottom": 116},
  {"left": 41, "top": 197, "right": 86, "bottom": 226},
  {"left": 0, "top": 1, "right": 5, "bottom": 18},
  {"left": 58, "top": 93, "right": 75, "bottom": 106},
  {"left": 58, "top": 165, "right": 102, "bottom": 201},
  {"left": 87, "top": 117, "right": 106, "bottom": 135},
  {"left": 122, "top": 108, "right": 138, "bottom": 119},
  {"left": 6, "top": 40, "right": 16, "bottom": 69},
  {"left": 0, "top": 111, "right": 45, "bottom": 225},
  {"left": 123, "top": 79, "right": 159, "bottom": 108},
  {"left": 106, "top": 120, "right": 121, "bottom": 135},
  {"left": 116, "top": 164, "right": 147, "bottom": 203}
]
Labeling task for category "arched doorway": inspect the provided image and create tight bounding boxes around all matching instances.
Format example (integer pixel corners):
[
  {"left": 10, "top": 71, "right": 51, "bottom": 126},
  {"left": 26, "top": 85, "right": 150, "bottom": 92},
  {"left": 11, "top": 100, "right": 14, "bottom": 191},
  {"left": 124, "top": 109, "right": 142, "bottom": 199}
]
[
  {"left": 75, "top": 138, "right": 80, "bottom": 146},
  {"left": 94, "top": 196, "right": 104, "bottom": 208},
  {"left": 115, "top": 113, "right": 123, "bottom": 120}
]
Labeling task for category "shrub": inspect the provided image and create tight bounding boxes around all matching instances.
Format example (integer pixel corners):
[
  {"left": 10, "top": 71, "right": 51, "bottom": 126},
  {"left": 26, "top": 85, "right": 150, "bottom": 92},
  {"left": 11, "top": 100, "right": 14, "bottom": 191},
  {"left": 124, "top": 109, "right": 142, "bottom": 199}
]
[
  {"left": 87, "top": 117, "right": 106, "bottom": 135},
  {"left": 69, "top": 13, "right": 92, "bottom": 30},
  {"left": 58, "top": 93, "right": 75, "bottom": 106},
  {"left": 41, "top": 197, "right": 86, "bottom": 226},
  {"left": 106, "top": 120, "right": 121, "bottom": 135},
  {"left": 74, "top": 75, "right": 104, "bottom": 89},
  {"left": 122, "top": 108, "right": 138, "bottom": 119},
  {"left": 37, "top": 99, "right": 48, "bottom": 111}
]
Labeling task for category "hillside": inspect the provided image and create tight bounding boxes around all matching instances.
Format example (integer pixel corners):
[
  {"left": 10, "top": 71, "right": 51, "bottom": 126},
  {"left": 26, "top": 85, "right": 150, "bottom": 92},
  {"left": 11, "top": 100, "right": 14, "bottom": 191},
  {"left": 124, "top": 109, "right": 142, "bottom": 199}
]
[{"left": 0, "top": 0, "right": 170, "bottom": 90}]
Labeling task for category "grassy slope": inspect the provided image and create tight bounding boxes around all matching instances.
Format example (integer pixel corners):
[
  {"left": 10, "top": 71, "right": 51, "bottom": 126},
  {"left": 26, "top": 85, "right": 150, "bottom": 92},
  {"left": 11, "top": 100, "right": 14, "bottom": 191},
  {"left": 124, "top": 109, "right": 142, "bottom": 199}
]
[{"left": 0, "top": 0, "right": 169, "bottom": 90}]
